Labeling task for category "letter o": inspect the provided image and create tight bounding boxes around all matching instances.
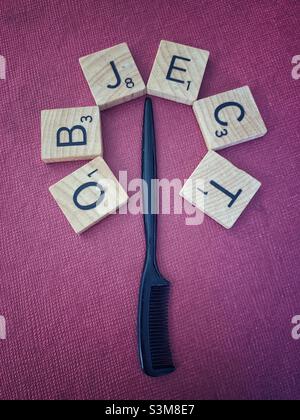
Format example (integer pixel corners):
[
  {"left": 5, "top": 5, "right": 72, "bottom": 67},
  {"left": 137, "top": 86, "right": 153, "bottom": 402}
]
[{"left": 73, "top": 181, "right": 105, "bottom": 211}]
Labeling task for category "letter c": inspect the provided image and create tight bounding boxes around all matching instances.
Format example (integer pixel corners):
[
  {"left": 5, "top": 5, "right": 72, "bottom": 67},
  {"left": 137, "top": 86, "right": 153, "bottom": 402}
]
[{"left": 214, "top": 101, "right": 246, "bottom": 127}]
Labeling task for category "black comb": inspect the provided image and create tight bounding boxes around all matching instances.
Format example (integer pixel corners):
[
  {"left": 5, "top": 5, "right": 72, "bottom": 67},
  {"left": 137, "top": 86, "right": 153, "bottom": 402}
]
[{"left": 138, "top": 97, "right": 175, "bottom": 377}]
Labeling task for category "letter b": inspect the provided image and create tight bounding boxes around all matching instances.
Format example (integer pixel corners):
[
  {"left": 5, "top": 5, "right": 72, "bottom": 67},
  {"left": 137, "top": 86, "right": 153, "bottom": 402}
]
[{"left": 56, "top": 125, "right": 87, "bottom": 147}]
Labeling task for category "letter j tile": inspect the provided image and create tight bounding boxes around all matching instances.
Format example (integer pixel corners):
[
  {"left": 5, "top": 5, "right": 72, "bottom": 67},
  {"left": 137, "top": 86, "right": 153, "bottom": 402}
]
[{"left": 80, "top": 43, "right": 146, "bottom": 110}]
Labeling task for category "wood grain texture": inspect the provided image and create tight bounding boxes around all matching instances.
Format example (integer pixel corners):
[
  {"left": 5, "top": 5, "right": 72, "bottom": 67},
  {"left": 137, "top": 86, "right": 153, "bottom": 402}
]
[
  {"left": 180, "top": 151, "right": 261, "bottom": 229},
  {"left": 79, "top": 43, "right": 146, "bottom": 110},
  {"left": 147, "top": 40, "right": 209, "bottom": 105},
  {"left": 49, "top": 157, "right": 128, "bottom": 234},
  {"left": 41, "top": 106, "right": 102, "bottom": 163},
  {"left": 193, "top": 86, "right": 267, "bottom": 150}
]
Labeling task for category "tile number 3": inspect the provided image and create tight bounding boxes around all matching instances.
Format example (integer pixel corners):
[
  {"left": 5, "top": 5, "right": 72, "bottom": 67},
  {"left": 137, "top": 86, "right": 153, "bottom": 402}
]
[{"left": 214, "top": 102, "right": 246, "bottom": 138}]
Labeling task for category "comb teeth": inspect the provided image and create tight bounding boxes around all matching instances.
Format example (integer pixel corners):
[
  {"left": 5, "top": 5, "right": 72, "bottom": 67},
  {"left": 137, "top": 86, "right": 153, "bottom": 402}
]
[{"left": 149, "top": 285, "right": 174, "bottom": 370}]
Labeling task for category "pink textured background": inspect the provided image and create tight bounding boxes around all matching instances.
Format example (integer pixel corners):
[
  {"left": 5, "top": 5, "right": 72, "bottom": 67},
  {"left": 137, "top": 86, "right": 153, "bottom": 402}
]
[{"left": 0, "top": 0, "right": 300, "bottom": 400}]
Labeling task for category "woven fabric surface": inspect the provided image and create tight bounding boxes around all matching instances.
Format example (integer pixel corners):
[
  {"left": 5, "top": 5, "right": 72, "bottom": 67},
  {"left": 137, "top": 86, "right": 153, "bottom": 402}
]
[{"left": 0, "top": 0, "right": 299, "bottom": 400}]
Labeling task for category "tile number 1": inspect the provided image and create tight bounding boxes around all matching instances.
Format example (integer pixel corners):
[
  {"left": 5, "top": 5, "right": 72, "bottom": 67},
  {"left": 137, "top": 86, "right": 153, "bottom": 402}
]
[{"left": 214, "top": 102, "right": 246, "bottom": 138}]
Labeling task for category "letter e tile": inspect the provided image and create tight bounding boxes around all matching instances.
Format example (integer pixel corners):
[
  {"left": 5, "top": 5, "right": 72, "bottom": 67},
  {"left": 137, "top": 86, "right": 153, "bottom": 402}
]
[{"left": 147, "top": 40, "right": 209, "bottom": 105}]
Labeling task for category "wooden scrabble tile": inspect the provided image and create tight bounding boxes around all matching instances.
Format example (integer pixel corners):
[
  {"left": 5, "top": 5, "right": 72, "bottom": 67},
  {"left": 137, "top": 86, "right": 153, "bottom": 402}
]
[
  {"left": 49, "top": 157, "right": 128, "bottom": 234},
  {"left": 147, "top": 40, "right": 209, "bottom": 105},
  {"left": 41, "top": 106, "right": 102, "bottom": 163},
  {"left": 193, "top": 86, "right": 267, "bottom": 150},
  {"left": 180, "top": 151, "right": 261, "bottom": 229},
  {"left": 79, "top": 43, "right": 146, "bottom": 110}
]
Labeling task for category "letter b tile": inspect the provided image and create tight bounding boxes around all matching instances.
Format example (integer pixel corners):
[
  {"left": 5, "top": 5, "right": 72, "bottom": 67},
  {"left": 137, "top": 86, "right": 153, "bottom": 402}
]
[
  {"left": 41, "top": 106, "right": 103, "bottom": 163},
  {"left": 147, "top": 40, "right": 210, "bottom": 105},
  {"left": 49, "top": 157, "right": 128, "bottom": 234},
  {"left": 79, "top": 43, "right": 146, "bottom": 110}
]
